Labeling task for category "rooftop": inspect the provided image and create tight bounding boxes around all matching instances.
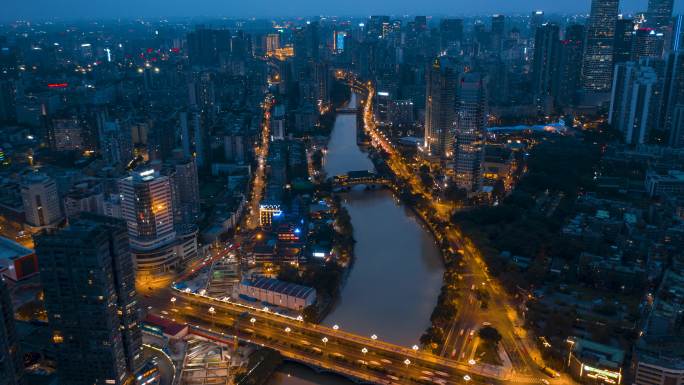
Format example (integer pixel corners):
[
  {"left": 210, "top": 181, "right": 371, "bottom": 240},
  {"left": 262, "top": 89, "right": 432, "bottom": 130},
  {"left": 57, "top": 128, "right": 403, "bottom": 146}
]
[{"left": 242, "top": 277, "right": 315, "bottom": 300}]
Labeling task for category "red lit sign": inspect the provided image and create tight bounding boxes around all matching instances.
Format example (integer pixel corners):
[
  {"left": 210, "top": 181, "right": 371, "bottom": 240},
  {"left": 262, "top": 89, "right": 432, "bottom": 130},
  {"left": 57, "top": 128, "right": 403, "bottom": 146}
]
[{"left": 47, "top": 83, "right": 68, "bottom": 88}]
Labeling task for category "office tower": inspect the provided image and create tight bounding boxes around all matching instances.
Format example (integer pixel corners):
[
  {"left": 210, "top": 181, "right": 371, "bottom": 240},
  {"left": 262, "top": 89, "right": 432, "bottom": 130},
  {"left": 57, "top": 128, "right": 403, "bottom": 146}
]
[
  {"left": 632, "top": 28, "right": 665, "bottom": 61},
  {"left": 669, "top": 104, "right": 684, "bottom": 146},
  {"left": 558, "top": 24, "right": 586, "bottom": 106},
  {"left": 187, "top": 26, "right": 231, "bottom": 67},
  {"left": 581, "top": 0, "right": 620, "bottom": 92},
  {"left": 414, "top": 16, "right": 428, "bottom": 32},
  {"left": 455, "top": 73, "right": 487, "bottom": 192},
  {"left": 529, "top": 11, "right": 545, "bottom": 35},
  {"left": 118, "top": 168, "right": 177, "bottom": 273},
  {"left": 614, "top": 18, "right": 635, "bottom": 64},
  {"left": 368, "top": 15, "right": 390, "bottom": 39},
  {"left": 609, "top": 61, "right": 659, "bottom": 144},
  {"left": 424, "top": 58, "right": 458, "bottom": 159},
  {"left": 532, "top": 23, "right": 561, "bottom": 112},
  {"left": 440, "top": 19, "right": 464, "bottom": 50},
  {"left": 672, "top": 15, "right": 684, "bottom": 52},
  {"left": 646, "top": 0, "right": 674, "bottom": 34},
  {"left": 35, "top": 215, "right": 142, "bottom": 385},
  {"left": 660, "top": 51, "right": 684, "bottom": 134},
  {"left": 491, "top": 14, "right": 506, "bottom": 53},
  {"left": 20, "top": 173, "right": 63, "bottom": 229},
  {"left": 0, "top": 278, "right": 23, "bottom": 385}
]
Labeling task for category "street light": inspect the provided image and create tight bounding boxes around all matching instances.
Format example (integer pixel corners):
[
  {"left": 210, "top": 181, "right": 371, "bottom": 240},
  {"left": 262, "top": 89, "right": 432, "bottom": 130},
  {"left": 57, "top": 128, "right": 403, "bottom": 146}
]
[
  {"left": 208, "top": 307, "right": 216, "bottom": 327},
  {"left": 322, "top": 337, "right": 328, "bottom": 346},
  {"left": 404, "top": 358, "right": 411, "bottom": 367},
  {"left": 361, "top": 347, "right": 368, "bottom": 356},
  {"left": 332, "top": 324, "right": 339, "bottom": 331},
  {"left": 371, "top": 334, "right": 378, "bottom": 341},
  {"left": 284, "top": 327, "right": 291, "bottom": 334},
  {"left": 250, "top": 317, "right": 256, "bottom": 325},
  {"left": 463, "top": 375, "right": 471, "bottom": 382},
  {"left": 412, "top": 345, "right": 419, "bottom": 352},
  {"left": 468, "top": 359, "right": 476, "bottom": 365},
  {"left": 170, "top": 297, "right": 176, "bottom": 308},
  {"left": 296, "top": 315, "right": 304, "bottom": 322}
]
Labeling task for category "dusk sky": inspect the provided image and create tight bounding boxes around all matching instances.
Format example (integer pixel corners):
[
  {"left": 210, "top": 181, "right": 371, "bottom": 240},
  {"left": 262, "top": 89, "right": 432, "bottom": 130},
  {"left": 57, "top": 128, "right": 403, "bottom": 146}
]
[{"left": 2, "top": 0, "right": 682, "bottom": 21}]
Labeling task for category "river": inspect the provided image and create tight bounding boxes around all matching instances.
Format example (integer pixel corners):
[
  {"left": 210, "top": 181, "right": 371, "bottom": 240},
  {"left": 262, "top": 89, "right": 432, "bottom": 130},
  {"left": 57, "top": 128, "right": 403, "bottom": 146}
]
[{"left": 267, "top": 94, "right": 444, "bottom": 385}]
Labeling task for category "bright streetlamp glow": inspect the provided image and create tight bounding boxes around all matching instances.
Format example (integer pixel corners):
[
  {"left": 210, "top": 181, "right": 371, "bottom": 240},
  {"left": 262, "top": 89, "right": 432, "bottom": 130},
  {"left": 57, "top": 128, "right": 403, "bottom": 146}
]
[
  {"left": 404, "top": 359, "right": 411, "bottom": 367},
  {"left": 412, "top": 345, "right": 419, "bottom": 351},
  {"left": 322, "top": 337, "right": 328, "bottom": 345},
  {"left": 361, "top": 347, "right": 368, "bottom": 355},
  {"left": 284, "top": 327, "right": 291, "bottom": 333},
  {"left": 332, "top": 324, "right": 339, "bottom": 331},
  {"left": 296, "top": 315, "right": 304, "bottom": 322},
  {"left": 371, "top": 334, "right": 378, "bottom": 341},
  {"left": 250, "top": 317, "right": 256, "bottom": 324},
  {"left": 463, "top": 375, "right": 471, "bottom": 382}
]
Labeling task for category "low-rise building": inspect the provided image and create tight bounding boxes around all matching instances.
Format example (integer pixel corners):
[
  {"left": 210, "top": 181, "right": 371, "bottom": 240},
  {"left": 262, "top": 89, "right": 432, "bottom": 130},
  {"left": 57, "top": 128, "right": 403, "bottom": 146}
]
[
  {"left": 0, "top": 236, "right": 38, "bottom": 281},
  {"left": 238, "top": 277, "right": 316, "bottom": 311}
]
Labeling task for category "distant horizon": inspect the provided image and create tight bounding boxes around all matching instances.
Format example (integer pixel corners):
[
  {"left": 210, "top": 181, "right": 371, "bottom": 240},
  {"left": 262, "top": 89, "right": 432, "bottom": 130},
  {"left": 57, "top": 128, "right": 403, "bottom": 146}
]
[{"left": 2, "top": 0, "right": 682, "bottom": 23}]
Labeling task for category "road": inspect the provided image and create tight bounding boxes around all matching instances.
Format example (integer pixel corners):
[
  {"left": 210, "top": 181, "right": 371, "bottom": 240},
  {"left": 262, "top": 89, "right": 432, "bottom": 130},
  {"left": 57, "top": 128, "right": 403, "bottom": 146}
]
[
  {"left": 143, "top": 288, "right": 534, "bottom": 385},
  {"left": 244, "top": 93, "right": 274, "bottom": 230}
]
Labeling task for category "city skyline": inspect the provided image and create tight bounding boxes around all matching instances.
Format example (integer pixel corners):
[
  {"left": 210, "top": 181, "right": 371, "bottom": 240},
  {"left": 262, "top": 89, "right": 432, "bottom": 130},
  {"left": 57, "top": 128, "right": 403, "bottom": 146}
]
[{"left": 2, "top": 0, "right": 682, "bottom": 21}]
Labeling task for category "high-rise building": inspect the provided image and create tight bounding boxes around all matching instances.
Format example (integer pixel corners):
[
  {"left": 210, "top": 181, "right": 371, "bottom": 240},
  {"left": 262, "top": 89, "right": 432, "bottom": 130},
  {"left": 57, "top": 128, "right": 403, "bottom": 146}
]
[
  {"left": 455, "top": 73, "right": 487, "bottom": 192},
  {"left": 118, "top": 168, "right": 178, "bottom": 273},
  {"left": 170, "top": 155, "right": 200, "bottom": 224},
  {"left": 35, "top": 214, "right": 142, "bottom": 385},
  {"left": 614, "top": 18, "right": 635, "bottom": 64},
  {"left": 529, "top": 10, "right": 545, "bottom": 34},
  {"left": 646, "top": 0, "right": 674, "bottom": 35},
  {"left": 581, "top": 0, "right": 620, "bottom": 92},
  {"left": 0, "top": 278, "right": 23, "bottom": 385},
  {"left": 20, "top": 173, "right": 63, "bottom": 229},
  {"left": 491, "top": 14, "right": 506, "bottom": 53},
  {"left": 609, "top": 61, "right": 660, "bottom": 144},
  {"left": 424, "top": 58, "right": 458, "bottom": 159},
  {"left": 660, "top": 51, "right": 684, "bottom": 135},
  {"left": 532, "top": 23, "right": 561, "bottom": 112},
  {"left": 558, "top": 24, "right": 586, "bottom": 106},
  {"left": 440, "top": 19, "right": 464, "bottom": 50},
  {"left": 187, "top": 26, "right": 231, "bottom": 67},
  {"left": 632, "top": 28, "right": 664, "bottom": 61}
]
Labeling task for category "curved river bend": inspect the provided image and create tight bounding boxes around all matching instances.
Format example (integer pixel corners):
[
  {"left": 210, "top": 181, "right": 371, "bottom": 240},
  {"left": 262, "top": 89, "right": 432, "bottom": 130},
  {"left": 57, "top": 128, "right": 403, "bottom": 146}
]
[{"left": 268, "top": 94, "right": 444, "bottom": 385}]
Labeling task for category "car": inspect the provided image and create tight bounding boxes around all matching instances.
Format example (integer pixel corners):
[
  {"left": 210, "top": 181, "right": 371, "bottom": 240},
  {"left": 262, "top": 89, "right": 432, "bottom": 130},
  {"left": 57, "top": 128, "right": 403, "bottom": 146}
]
[
  {"left": 482, "top": 322, "right": 491, "bottom": 326},
  {"left": 540, "top": 379, "right": 550, "bottom": 385}
]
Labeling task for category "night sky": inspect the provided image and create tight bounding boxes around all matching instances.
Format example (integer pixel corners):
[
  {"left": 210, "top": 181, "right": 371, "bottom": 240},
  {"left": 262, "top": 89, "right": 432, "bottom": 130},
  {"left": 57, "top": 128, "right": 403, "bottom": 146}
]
[{"left": 2, "top": 0, "right": 681, "bottom": 21}]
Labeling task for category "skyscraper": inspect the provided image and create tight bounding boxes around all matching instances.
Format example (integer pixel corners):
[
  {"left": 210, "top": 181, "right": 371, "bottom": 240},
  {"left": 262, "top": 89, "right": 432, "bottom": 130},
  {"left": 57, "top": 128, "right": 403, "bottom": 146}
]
[
  {"left": 581, "top": 0, "right": 620, "bottom": 92},
  {"left": 609, "top": 61, "right": 659, "bottom": 144},
  {"left": 0, "top": 278, "right": 23, "bottom": 385},
  {"left": 532, "top": 23, "right": 561, "bottom": 112},
  {"left": 455, "top": 73, "right": 487, "bottom": 192},
  {"left": 440, "top": 19, "right": 464, "bottom": 50},
  {"left": 558, "top": 24, "right": 586, "bottom": 106},
  {"left": 632, "top": 28, "right": 665, "bottom": 61},
  {"left": 529, "top": 10, "right": 545, "bottom": 34},
  {"left": 661, "top": 51, "right": 684, "bottom": 143},
  {"left": 118, "top": 168, "right": 177, "bottom": 273},
  {"left": 36, "top": 214, "right": 142, "bottom": 385},
  {"left": 491, "top": 14, "right": 506, "bottom": 53},
  {"left": 646, "top": 0, "right": 674, "bottom": 34},
  {"left": 613, "top": 18, "right": 635, "bottom": 64},
  {"left": 424, "top": 58, "right": 458, "bottom": 159}
]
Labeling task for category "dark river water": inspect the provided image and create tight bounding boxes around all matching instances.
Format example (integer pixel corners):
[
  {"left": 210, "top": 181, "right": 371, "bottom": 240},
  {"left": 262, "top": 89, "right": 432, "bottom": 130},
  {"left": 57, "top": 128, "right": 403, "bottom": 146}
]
[{"left": 267, "top": 94, "right": 444, "bottom": 385}]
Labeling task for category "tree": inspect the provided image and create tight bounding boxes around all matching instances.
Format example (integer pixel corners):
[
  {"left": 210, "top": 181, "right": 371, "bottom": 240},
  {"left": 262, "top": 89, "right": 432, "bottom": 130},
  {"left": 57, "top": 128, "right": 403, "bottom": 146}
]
[{"left": 479, "top": 326, "right": 502, "bottom": 344}]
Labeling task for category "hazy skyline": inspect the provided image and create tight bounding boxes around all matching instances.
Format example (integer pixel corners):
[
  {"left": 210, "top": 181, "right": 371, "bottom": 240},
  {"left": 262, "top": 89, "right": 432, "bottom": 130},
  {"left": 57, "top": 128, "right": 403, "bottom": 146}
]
[{"left": 2, "top": 0, "right": 682, "bottom": 22}]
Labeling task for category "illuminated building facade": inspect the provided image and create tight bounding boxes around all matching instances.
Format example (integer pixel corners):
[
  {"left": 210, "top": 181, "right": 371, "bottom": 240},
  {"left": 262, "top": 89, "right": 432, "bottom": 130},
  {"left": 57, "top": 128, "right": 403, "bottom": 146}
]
[
  {"left": 567, "top": 337, "right": 624, "bottom": 385},
  {"left": 581, "top": 0, "right": 619, "bottom": 92},
  {"left": 119, "top": 169, "right": 180, "bottom": 273},
  {"left": 36, "top": 215, "right": 142, "bottom": 385},
  {"left": 454, "top": 73, "right": 487, "bottom": 192},
  {"left": 424, "top": 57, "right": 457, "bottom": 159},
  {"left": 259, "top": 203, "right": 282, "bottom": 227}
]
